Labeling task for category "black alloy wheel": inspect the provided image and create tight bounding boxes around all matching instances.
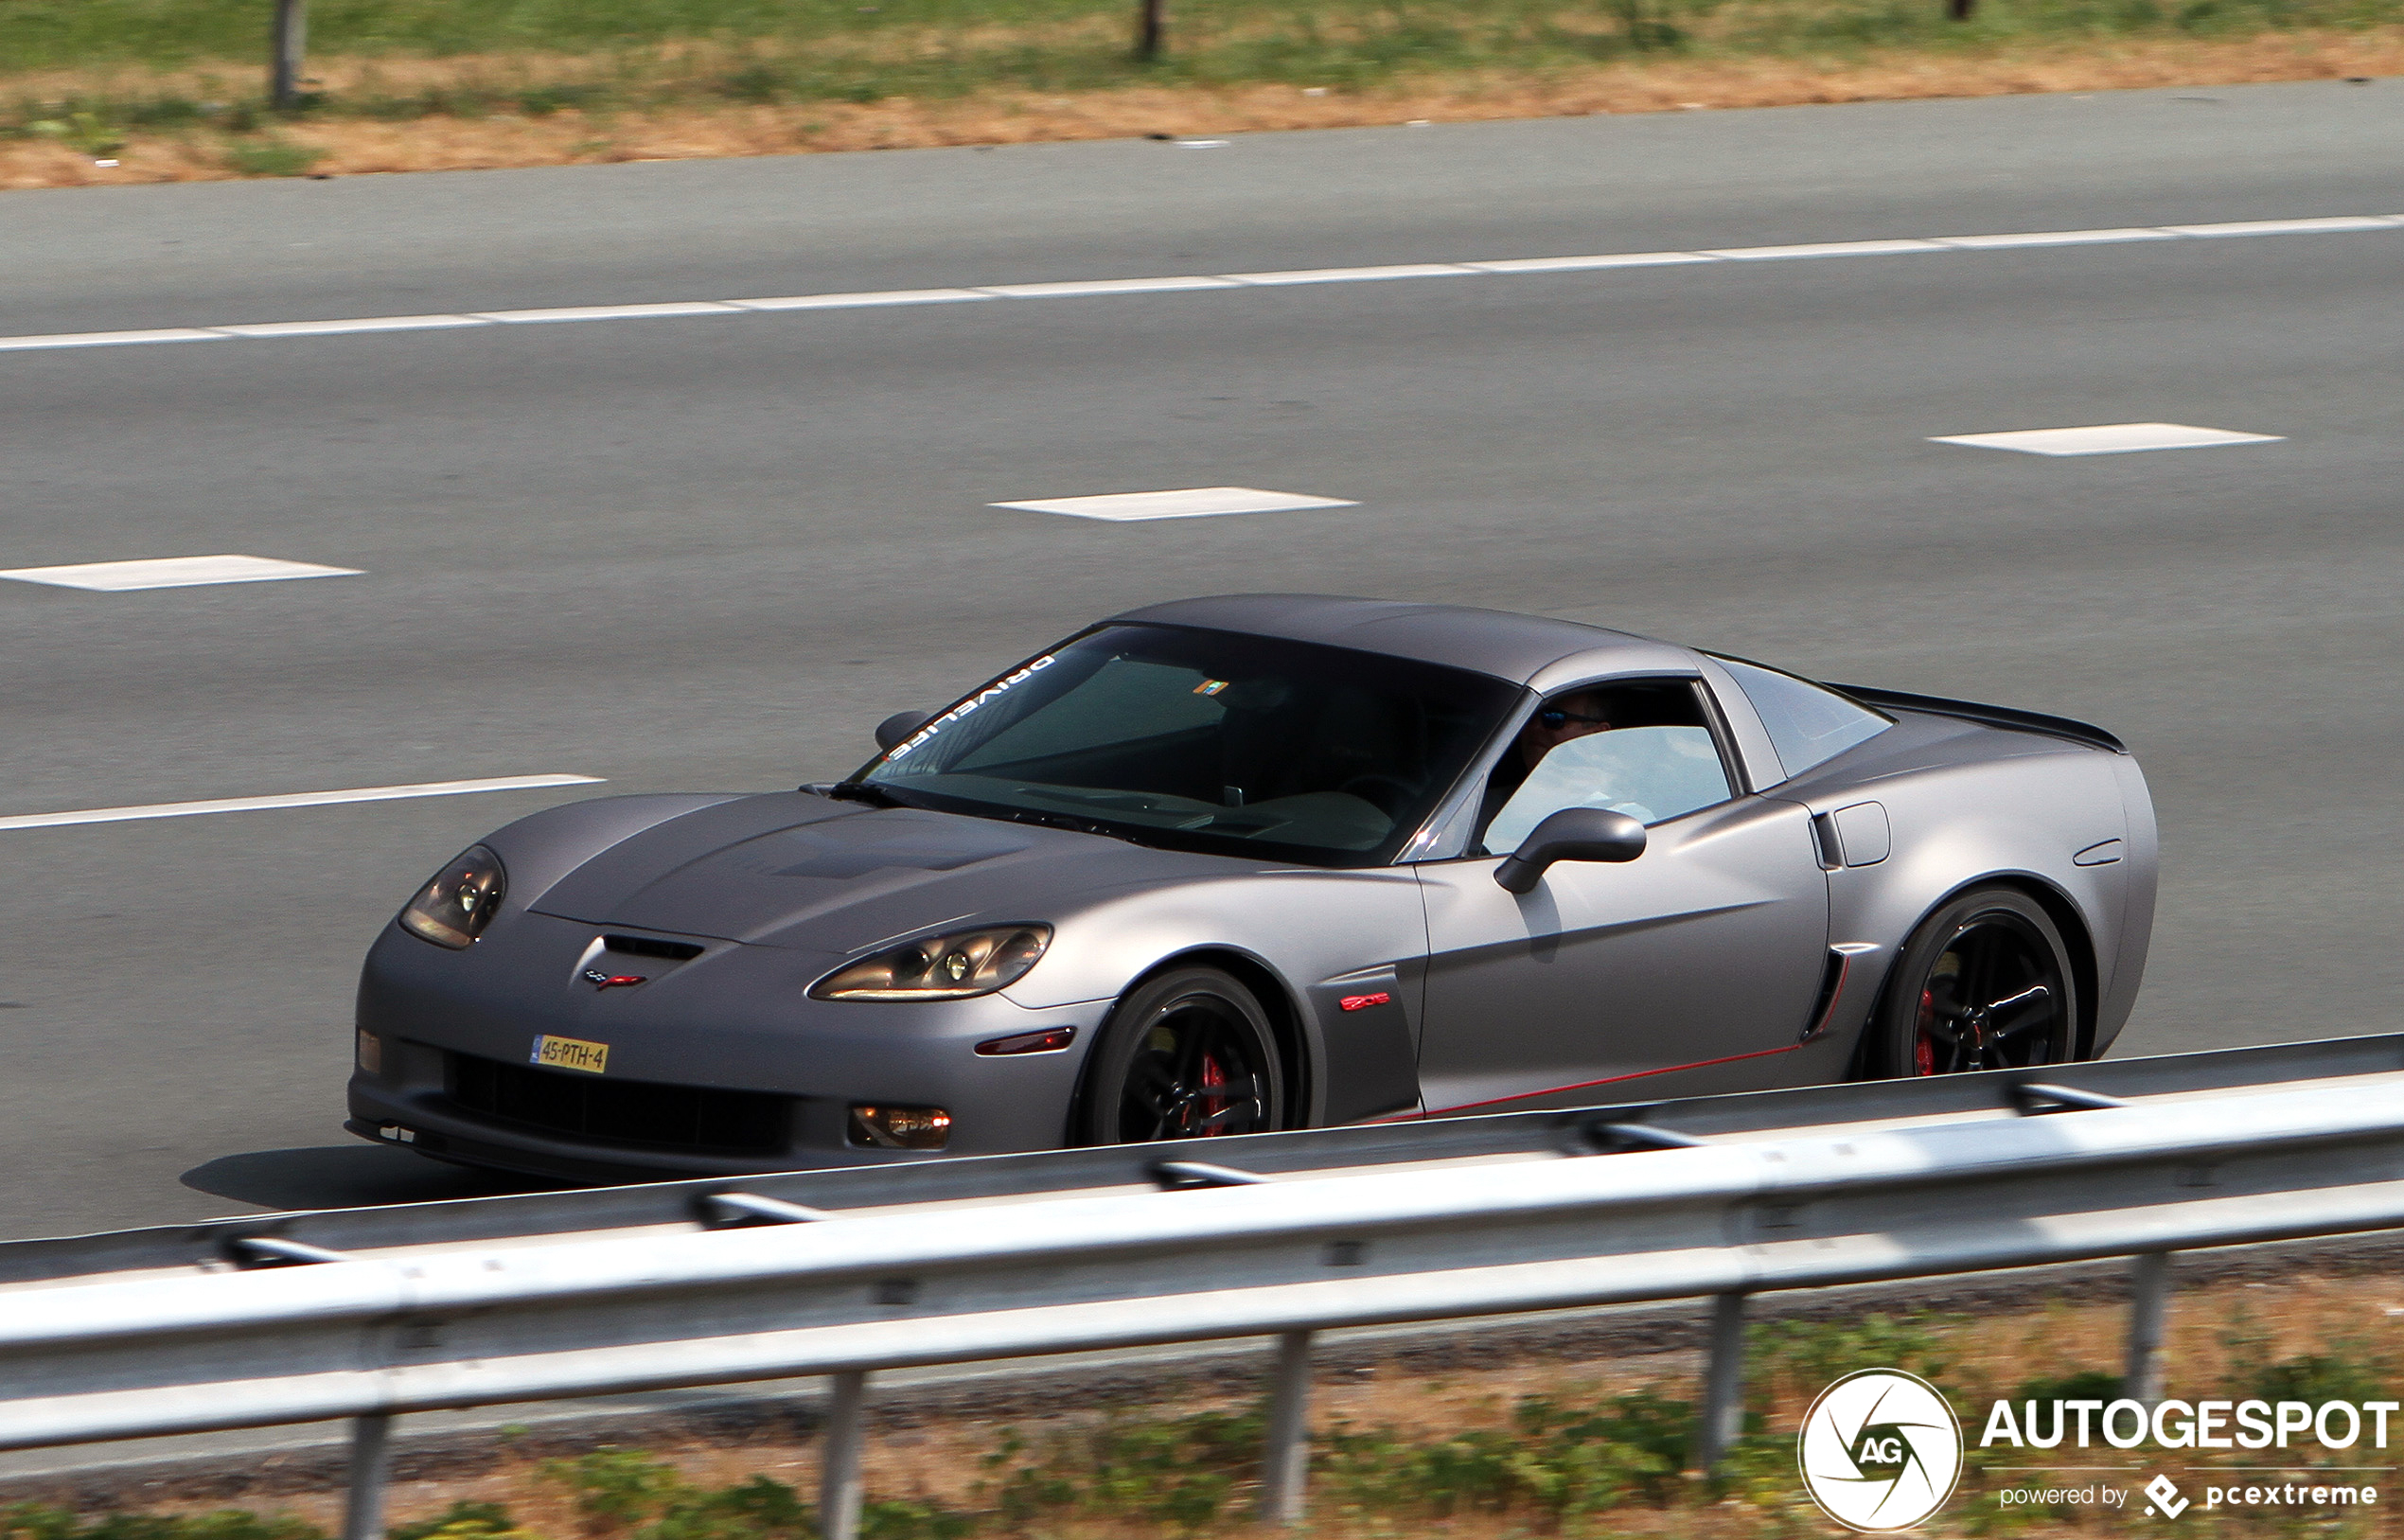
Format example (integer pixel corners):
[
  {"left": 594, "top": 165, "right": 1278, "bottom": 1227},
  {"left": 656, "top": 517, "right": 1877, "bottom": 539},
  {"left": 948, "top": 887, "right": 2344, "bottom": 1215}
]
[
  {"left": 1872, "top": 888, "right": 2078, "bottom": 1077},
  {"left": 1077, "top": 967, "right": 1285, "bottom": 1144}
]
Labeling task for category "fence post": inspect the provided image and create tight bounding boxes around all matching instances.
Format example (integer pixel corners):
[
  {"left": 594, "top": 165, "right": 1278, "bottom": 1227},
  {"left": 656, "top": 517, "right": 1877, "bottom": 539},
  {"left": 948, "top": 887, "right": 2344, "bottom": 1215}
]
[
  {"left": 270, "top": 0, "right": 309, "bottom": 110},
  {"left": 2125, "top": 1252, "right": 2172, "bottom": 1405},
  {"left": 1257, "top": 1330, "right": 1315, "bottom": 1526},
  {"left": 1134, "top": 0, "right": 1165, "bottom": 60},
  {"left": 1695, "top": 1292, "right": 1747, "bottom": 1470},
  {"left": 820, "top": 1372, "right": 869, "bottom": 1540},
  {"left": 341, "top": 1413, "right": 394, "bottom": 1540}
]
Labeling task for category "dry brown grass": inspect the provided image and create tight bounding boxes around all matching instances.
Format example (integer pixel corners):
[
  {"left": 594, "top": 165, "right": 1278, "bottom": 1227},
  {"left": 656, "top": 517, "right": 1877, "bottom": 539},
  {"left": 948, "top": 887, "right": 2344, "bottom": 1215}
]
[{"left": 4, "top": 28, "right": 2397, "bottom": 192}]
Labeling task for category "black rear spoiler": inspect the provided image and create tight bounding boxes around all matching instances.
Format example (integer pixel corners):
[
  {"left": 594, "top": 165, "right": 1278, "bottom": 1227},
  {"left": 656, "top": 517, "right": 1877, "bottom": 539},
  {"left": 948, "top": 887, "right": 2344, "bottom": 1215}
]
[{"left": 1829, "top": 684, "right": 2129, "bottom": 755}]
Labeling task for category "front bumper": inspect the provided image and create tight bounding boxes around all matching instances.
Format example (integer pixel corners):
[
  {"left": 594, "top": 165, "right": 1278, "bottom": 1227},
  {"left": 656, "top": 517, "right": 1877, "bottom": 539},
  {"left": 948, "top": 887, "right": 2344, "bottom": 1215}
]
[{"left": 351, "top": 912, "right": 1105, "bottom": 1178}]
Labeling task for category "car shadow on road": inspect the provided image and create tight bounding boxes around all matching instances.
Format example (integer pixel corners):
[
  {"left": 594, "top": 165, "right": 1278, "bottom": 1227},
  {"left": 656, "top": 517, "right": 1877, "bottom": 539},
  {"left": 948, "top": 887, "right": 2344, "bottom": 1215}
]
[{"left": 181, "top": 1145, "right": 562, "bottom": 1213}]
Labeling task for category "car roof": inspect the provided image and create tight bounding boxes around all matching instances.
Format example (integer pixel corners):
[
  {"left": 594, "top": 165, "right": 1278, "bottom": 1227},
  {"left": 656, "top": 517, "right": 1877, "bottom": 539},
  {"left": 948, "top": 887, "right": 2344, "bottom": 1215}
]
[{"left": 1105, "top": 594, "right": 1698, "bottom": 688}]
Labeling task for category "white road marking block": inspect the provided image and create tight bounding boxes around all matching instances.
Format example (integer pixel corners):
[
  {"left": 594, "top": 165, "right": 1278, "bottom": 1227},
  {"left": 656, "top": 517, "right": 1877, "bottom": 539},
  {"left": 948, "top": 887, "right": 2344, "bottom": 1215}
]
[
  {"left": 0, "top": 555, "right": 362, "bottom": 591},
  {"left": 1930, "top": 423, "right": 2286, "bottom": 456},
  {"left": 993, "top": 487, "right": 1359, "bottom": 521},
  {"left": 0, "top": 775, "right": 606, "bottom": 833}
]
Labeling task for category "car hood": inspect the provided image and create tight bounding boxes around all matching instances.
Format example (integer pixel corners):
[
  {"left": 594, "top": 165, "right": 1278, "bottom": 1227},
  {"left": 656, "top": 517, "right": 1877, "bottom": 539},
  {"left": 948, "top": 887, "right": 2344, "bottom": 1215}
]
[{"left": 525, "top": 791, "right": 1248, "bottom": 950}]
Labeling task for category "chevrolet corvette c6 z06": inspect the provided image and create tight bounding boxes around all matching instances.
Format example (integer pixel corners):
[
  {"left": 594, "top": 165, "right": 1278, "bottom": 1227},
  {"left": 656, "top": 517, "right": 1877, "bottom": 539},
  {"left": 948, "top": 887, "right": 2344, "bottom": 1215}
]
[{"left": 348, "top": 593, "right": 2156, "bottom": 1179}]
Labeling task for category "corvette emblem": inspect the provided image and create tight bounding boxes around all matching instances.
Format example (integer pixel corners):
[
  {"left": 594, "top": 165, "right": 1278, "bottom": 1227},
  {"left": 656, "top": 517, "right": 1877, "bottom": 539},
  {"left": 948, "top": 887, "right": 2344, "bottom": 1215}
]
[{"left": 583, "top": 969, "right": 647, "bottom": 991}]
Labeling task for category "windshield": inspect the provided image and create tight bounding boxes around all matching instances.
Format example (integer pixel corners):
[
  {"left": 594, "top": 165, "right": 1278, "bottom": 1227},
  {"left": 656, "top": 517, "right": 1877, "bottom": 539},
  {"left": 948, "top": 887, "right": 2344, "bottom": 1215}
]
[{"left": 857, "top": 624, "right": 1521, "bottom": 866}]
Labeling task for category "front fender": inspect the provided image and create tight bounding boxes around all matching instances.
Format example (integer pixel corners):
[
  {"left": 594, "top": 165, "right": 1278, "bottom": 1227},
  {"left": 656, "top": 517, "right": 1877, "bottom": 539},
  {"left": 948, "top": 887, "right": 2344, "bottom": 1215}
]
[{"left": 1004, "top": 869, "right": 1430, "bottom": 1126}]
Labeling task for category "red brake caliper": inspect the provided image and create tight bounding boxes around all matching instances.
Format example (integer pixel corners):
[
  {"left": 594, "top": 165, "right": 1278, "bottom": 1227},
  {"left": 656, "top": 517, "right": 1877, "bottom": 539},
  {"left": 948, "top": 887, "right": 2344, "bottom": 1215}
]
[
  {"left": 1914, "top": 989, "right": 1938, "bottom": 1076},
  {"left": 1197, "top": 1052, "right": 1229, "bottom": 1136}
]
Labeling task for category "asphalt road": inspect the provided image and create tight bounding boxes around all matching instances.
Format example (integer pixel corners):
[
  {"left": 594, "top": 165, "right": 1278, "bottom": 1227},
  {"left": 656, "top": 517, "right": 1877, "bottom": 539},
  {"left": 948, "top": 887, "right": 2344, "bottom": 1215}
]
[{"left": 1, "top": 80, "right": 2397, "bottom": 1240}]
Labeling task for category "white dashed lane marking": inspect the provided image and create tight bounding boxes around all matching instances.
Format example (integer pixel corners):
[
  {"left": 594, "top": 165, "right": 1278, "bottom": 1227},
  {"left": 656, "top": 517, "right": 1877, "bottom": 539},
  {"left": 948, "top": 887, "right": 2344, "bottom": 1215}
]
[
  {"left": 0, "top": 555, "right": 362, "bottom": 591},
  {"left": 979, "top": 276, "right": 1242, "bottom": 297},
  {"left": 993, "top": 487, "right": 1360, "bottom": 521},
  {"left": 733, "top": 289, "right": 990, "bottom": 310},
  {"left": 216, "top": 315, "right": 486, "bottom": 338},
  {"left": 1704, "top": 239, "right": 1946, "bottom": 260},
  {"left": 3, "top": 213, "right": 2395, "bottom": 355},
  {"left": 1931, "top": 423, "right": 2287, "bottom": 456},
  {"left": 0, "top": 775, "right": 606, "bottom": 833}
]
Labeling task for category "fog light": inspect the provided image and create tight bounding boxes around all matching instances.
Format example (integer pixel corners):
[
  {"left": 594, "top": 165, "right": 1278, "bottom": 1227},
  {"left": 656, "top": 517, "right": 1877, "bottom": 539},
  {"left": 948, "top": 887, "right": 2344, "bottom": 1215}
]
[
  {"left": 849, "top": 1104, "right": 952, "bottom": 1150},
  {"left": 356, "top": 1030, "right": 383, "bottom": 1073}
]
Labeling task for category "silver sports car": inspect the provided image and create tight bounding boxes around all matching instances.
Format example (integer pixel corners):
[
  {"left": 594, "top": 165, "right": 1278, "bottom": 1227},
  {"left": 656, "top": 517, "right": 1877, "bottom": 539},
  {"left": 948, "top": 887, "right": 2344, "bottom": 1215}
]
[{"left": 348, "top": 595, "right": 2156, "bottom": 1180}]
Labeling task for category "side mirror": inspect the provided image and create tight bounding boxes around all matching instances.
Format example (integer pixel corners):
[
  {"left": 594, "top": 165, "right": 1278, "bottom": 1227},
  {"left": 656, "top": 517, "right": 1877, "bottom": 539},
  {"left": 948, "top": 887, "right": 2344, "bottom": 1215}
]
[
  {"left": 874, "top": 710, "right": 933, "bottom": 752},
  {"left": 1494, "top": 806, "right": 1646, "bottom": 894}
]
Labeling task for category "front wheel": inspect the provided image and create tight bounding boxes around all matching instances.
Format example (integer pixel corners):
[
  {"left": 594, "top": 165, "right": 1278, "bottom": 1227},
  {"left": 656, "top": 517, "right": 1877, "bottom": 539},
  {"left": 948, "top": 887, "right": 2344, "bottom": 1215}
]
[
  {"left": 1076, "top": 967, "right": 1285, "bottom": 1144},
  {"left": 1870, "top": 888, "right": 2078, "bottom": 1077}
]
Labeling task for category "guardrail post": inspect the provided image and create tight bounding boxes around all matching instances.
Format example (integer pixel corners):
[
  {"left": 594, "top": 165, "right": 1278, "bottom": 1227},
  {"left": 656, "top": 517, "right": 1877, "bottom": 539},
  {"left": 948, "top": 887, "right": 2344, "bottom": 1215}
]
[
  {"left": 269, "top": 0, "right": 308, "bottom": 111},
  {"left": 2125, "top": 1252, "right": 2172, "bottom": 1405},
  {"left": 820, "top": 1372, "right": 869, "bottom": 1540},
  {"left": 1695, "top": 1292, "right": 1747, "bottom": 1471},
  {"left": 1257, "top": 1330, "right": 1315, "bottom": 1526},
  {"left": 340, "top": 1413, "right": 394, "bottom": 1540}
]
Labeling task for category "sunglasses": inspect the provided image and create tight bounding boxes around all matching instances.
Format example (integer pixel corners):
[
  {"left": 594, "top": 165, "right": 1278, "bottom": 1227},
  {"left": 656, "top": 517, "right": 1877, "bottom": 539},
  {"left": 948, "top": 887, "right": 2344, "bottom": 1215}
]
[{"left": 1537, "top": 708, "right": 1611, "bottom": 730}]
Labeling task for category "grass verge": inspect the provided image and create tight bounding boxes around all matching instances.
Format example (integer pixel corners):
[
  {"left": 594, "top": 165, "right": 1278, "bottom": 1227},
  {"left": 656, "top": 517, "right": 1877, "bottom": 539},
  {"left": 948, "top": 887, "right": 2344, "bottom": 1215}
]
[
  {"left": 0, "top": 0, "right": 2397, "bottom": 189},
  {"left": 9, "top": 1267, "right": 2404, "bottom": 1537}
]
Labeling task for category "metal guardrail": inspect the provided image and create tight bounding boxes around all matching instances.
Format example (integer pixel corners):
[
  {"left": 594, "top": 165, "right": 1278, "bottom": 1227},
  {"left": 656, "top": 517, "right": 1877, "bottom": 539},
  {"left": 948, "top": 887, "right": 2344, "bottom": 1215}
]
[{"left": 7, "top": 1034, "right": 2404, "bottom": 1539}]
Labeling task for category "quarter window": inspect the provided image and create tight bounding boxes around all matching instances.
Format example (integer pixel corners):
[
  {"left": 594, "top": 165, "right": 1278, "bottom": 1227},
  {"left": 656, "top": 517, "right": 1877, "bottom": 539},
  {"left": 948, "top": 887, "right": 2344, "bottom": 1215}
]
[{"left": 1711, "top": 656, "right": 1889, "bottom": 779}]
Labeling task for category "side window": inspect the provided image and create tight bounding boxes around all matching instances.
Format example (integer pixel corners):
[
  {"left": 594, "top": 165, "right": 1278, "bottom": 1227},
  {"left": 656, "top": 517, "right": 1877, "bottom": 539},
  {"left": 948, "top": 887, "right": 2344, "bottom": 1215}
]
[
  {"left": 1710, "top": 657, "right": 1889, "bottom": 779},
  {"left": 1478, "top": 681, "right": 1735, "bottom": 854}
]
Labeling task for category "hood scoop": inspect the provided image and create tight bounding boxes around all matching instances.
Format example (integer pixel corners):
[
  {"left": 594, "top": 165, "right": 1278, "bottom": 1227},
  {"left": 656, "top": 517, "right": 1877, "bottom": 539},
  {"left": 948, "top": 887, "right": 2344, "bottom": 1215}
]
[{"left": 528, "top": 793, "right": 1079, "bottom": 945}]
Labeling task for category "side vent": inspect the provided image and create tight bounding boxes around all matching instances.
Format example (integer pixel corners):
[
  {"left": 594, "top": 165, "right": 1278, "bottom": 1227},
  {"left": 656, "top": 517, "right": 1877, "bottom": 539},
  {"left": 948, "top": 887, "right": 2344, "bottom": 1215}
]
[
  {"left": 1798, "top": 949, "right": 1848, "bottom": 1042},
  {"left": 1811, "top": 813, "right": 1845, "bottom": 871},
  {"left": 603, "top": 935, "right": 706, "bottom": 962}
]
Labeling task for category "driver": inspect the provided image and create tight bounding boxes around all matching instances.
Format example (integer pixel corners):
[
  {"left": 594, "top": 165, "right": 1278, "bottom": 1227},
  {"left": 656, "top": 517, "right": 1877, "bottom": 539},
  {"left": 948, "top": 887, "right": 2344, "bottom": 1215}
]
[
  {"left": 1477, "top": 691, "right": 1614, "bottom": 839},
  {"left": 1514, "top": 692, "right": 1614, "bottom": 770}
]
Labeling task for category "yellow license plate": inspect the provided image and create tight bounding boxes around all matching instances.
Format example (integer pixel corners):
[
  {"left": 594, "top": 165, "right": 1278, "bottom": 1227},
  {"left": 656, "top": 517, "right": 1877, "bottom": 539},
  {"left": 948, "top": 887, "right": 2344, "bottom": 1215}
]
[{"left": 532, "top": 1035, "right": 609, "bottom": 1074}]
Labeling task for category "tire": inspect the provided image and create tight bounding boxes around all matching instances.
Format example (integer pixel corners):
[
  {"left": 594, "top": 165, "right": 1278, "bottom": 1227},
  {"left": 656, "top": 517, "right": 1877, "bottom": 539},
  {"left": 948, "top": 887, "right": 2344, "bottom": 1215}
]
[
  {"left": 1076, "top": 966, "right": 1286, "bottom": 1144},
  {"left": 1869, "top": 887, "right": 2079, "bottom": 1077}
]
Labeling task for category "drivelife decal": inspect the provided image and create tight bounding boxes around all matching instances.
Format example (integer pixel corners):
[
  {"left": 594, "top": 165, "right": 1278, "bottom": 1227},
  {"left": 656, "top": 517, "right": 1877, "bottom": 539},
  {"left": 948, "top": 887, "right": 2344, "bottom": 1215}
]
[{"left": 885, "top": 654, "right": 1057, "bottom": 761}]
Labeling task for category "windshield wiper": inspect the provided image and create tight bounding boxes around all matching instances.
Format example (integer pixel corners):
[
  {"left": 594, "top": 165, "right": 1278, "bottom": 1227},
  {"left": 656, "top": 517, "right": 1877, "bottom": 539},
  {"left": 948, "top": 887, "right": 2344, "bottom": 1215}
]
[
  {"left": 1000, "top": 806, "right": 1148, "bottom": 841},
  {"left": 825, "top": 784, "right": 1124, "bottom": 841},
  {"left": 823, "top": 781, "right": 909, "bottom": 807}
]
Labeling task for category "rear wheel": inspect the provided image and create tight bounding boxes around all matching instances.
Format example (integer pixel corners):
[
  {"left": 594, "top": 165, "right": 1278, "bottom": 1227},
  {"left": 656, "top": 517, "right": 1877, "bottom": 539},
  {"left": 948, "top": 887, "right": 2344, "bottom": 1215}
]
[
  {"left": 1871, "top": 888, "right": 2078, "bottom": 1077},
  {"left": 1076, "top": 967, "right": 1285, "bottom": 1143}
]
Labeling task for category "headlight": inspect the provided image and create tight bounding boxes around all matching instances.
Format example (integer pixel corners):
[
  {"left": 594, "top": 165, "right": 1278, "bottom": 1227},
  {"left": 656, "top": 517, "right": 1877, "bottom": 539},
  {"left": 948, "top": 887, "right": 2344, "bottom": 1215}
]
[
  {"left": 809, "top": 924, "right": 1052, "bottom": 1001},
  {"left": 398, "top": 844, "right": 506, "bottom": 949}
]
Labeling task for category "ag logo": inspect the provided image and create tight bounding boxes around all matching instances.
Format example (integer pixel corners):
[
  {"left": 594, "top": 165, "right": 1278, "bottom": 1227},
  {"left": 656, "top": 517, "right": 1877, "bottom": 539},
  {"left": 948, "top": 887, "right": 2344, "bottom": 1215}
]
[{"left": 1798, "top": 1369, "right": 1964, "bottom": 1531}]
